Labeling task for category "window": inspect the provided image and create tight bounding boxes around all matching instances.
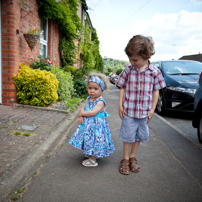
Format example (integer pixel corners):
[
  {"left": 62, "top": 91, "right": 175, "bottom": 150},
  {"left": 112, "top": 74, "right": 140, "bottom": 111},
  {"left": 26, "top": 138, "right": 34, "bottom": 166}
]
[
  {"left": 40, "top": 19, "right": 48, "bottom": 58},
  {"left": 154, "top": 62, "right": 160, "bottom": 69}
]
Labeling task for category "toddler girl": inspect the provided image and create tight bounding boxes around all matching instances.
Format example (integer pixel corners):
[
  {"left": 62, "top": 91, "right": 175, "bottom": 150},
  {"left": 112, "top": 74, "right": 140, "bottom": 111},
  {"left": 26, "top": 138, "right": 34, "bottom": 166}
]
[{"left": 69, "top": 73, "right": 115, "bottom": 167}]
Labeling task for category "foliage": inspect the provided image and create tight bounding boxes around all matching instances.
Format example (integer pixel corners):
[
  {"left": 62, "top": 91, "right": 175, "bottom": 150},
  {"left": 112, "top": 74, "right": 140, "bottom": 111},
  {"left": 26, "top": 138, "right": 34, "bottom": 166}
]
[
  {"left": 116, "top": 68, "right": 123, "bottom": 75},
  {"left": 107, "top": 67, "right": 113, "bottom": 73},
  {"left": 36, "top": 0, "right": 103, "bottom": 70},
  {"left": 70, "top": 67, "right": 90, "bottom": 80},
  {"left": 10, "top": 131, "right": 31, "bottom": 136},
  {"left": 81, "top": 25, "right": 96, "bottom": 70},
  {"left": 30, "top": 56, "right": 76, "bottom": 102},
  {"left": 14, "top": 64, "right": 58, "bottom": 107},
  {"left": 104, "top": 57, "right": 129, "bottom": 73},
  {"left": 31, "top": 56, "right": 53, "bottom": 72},
  {"left": 81, "top": 26, "right": 103, "bottom": 71},
  {"left": 64, "top": 67, "right": 89, "bottom": 97},
  {"left": 11, "top": 191, "right": 20, "bottom": 201},
  {"left": 11, "top": 187, "right": 26, "bottom": 201},
  {"left": 73, "top": 79, "right": 87, "bottom": 96},
  {"left": 63, "top": 65, "right": 76, "bottom": 74},
  {"left": 97, "top": 54, "right": 104, "bottom": 73},
  {"left": 36, "top": 0, "right": 83, "bottom": 66},
  {"left": 50, "top": 66, "right": 75, "bottom": 102},
  {"left": 65, "top": 97, "right": 81, "bottom": 111}
]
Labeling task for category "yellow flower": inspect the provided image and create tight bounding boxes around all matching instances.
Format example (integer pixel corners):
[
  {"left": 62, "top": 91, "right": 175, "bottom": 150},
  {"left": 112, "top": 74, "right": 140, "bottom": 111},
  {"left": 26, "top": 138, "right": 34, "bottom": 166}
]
[{"left": 27, "top": 28, "right": 40, "bottom": 35}]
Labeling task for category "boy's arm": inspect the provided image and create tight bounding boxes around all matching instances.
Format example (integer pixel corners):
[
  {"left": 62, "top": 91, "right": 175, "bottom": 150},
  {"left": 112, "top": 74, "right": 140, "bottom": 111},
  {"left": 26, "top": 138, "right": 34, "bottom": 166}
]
[
  {"left": 80, "top": 101, "right": 104, "bottom": 117},
  {"left": 119, "top": 88, "right": 125, "bottom": 120},
  {"left": 148, "top": 90, "right": 159, "bottom": 123}
]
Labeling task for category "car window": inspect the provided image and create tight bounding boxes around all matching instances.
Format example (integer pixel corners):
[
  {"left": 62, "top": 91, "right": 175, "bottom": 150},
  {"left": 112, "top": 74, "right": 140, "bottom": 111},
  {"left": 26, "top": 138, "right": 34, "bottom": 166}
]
[
  {"left": 154, "top": 62, "right": 160, "bottom": 69},
  {"left": 162, "top": 61, "right": 202, "bottom": 75}
]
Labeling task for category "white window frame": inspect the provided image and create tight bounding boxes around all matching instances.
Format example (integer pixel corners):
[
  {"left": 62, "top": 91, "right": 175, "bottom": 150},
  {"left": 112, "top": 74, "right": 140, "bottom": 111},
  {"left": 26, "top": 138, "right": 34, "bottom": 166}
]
[{"left": 40, "top": 19, "right": 48, "bottom": 58}]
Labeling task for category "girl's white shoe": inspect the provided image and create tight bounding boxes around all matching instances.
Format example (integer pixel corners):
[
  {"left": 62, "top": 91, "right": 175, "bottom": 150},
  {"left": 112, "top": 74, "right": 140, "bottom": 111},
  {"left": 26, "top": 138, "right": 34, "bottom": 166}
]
[{"left": 82, "top": 158, "right": 98, "bottom": 167}]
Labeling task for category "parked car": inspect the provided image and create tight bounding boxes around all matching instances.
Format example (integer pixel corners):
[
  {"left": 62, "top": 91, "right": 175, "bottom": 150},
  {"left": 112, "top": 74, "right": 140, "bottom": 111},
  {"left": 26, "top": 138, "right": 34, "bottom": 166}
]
[
  {"left": 192, "top": 72, "right": 202, "bottom": 143},
  {"left": 110, "top": 75, "right": 118, "bottom": 84},
  {"left": 153, "top": 60, "right": 202, "bottom": 115}
]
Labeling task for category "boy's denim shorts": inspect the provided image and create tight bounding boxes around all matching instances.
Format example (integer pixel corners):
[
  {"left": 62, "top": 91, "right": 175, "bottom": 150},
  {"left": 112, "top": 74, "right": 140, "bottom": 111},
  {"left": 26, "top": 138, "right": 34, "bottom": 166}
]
[{"left": 119, "top": 115, "right": 149, "bottom": 143}]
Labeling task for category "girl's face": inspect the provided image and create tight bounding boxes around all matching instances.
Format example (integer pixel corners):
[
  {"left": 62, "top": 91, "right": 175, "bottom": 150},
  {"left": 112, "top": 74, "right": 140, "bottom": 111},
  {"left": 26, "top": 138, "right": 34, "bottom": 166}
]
[
  {"left": 129, "top": 55, "right": 149, "bottom": 70},
  {"left": 88, "top": 82, "right": 102, "bottom": 99}
]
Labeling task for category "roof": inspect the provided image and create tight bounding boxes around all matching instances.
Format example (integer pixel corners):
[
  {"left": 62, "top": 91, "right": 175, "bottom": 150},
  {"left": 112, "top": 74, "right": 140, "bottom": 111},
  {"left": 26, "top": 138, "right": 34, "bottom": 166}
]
[
  {"left": 81, "top": 0, "right": 88, "bottom": 11},
  {"left": 179, "top": 53, "right": 202, "bottom": 62},
  {"left": 86, "top": 12, "right": 93, "bottom": 30}
]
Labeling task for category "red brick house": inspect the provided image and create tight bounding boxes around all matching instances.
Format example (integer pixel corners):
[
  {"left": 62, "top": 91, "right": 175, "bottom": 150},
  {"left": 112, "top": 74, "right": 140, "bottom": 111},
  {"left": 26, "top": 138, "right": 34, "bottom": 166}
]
[{"left": 0, "top": 0, "right": 92, "bottom": 106}]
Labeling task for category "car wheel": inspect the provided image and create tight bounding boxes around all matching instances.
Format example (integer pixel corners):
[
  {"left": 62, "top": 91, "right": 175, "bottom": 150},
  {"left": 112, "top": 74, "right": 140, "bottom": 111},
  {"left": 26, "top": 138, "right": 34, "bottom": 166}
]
[
  {"left": 156, "top": 92, "right": 165, "bottom": 115},
  {"left": 197, "top": 115, "right": 202, "bottom": 144}
]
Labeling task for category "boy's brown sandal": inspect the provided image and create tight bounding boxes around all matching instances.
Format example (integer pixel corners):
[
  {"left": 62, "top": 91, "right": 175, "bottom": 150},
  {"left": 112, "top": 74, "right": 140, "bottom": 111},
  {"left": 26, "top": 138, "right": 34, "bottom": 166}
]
[
  {"left": 119, "top": 159, "right": 130, "bottom": 175},
  {"left": 129, "top": 157, "right": 140, "bottom": 173}
]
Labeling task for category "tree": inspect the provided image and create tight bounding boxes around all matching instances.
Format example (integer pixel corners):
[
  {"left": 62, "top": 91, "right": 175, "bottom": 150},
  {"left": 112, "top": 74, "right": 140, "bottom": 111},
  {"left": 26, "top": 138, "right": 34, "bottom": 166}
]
[
  {"left": 103, "top": 57, "right": 129, "bottom": 73},
  {"left": 116, "top": 68, "right": 123, "bottom": 75},
  {"left": 108, "top": 67, "right": 113, "bottom": 72}
]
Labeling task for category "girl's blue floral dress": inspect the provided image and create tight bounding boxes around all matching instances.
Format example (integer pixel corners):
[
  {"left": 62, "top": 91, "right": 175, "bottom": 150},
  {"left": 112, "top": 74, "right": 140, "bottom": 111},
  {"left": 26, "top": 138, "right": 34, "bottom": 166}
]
[{"left": 69, "top": 96, "right": 115, "bottom": 158}]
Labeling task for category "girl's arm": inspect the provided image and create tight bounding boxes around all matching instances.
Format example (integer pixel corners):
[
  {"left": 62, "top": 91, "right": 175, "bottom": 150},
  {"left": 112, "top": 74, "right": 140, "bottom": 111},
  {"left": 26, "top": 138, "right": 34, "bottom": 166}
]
[
  {"left": 119, "top": 88, "right": 125, "bottom": 120},
  {"left": 78, "top": 101, "right": 86, "bottom": 117},
  {"left": 77, "top": 101, "right": 86, "bottom": 124},
  {"left": 148, "top": 90, "right": 159, "bottom": 123},
  {"left": 80, "top": 101, "right": 104, "bottom": 117}
]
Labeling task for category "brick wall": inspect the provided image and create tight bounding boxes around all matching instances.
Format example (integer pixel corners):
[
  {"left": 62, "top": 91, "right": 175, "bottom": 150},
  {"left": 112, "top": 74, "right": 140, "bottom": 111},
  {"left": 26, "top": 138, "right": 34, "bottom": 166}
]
[
  {"left": 48, "top": 20, "right": 61, "bottom": 66},
  {"left": 1, "top": 0, "right": 61, "bottom": 106}
]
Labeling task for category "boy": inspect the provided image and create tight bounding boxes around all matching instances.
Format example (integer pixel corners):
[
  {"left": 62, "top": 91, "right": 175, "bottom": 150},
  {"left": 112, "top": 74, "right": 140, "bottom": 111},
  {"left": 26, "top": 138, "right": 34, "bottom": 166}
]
[{"left": 116, "top": 35, "right": 166, "bottom": 175}]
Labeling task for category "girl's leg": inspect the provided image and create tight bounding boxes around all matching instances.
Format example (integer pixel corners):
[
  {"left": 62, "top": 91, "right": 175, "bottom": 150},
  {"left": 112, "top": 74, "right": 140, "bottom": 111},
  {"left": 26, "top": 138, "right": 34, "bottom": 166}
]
[
  {"left": 130, "top": 141, "right": 140, "bottom": 158},
  {"left": 90, "top": 156, "right": 97, "bottom": 161},
  {"left": 123, "top": 142, "right": 132, "bottom": 160}
]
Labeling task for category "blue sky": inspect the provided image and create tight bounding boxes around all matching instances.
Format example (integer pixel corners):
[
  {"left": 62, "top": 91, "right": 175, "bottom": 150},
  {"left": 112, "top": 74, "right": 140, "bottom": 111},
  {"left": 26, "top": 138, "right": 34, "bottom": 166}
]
[{"left": 86, "top": 0, "right": 202, "bottom": 62}]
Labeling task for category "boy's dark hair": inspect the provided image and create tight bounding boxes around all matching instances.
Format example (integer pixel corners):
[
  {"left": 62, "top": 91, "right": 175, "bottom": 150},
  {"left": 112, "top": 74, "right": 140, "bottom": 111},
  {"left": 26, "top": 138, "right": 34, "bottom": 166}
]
[{"left": 125, "top": 35, "right": 155, "bottom": 59}]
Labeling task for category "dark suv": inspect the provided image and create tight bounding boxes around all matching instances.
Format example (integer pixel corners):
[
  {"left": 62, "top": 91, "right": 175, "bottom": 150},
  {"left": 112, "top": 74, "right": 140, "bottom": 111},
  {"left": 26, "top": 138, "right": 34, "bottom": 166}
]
[{"left": 192, "top": 72, "right": 202, "bottom": 143}]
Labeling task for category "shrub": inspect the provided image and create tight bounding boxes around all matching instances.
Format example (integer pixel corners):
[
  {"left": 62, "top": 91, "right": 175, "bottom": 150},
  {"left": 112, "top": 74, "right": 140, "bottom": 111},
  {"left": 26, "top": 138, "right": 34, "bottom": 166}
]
[
  {"left": 73, "top": 79, "right": 87, "bottom": 96},
  {"left": 30, "top": 56, "right": 53, "bottom": 72},
  {"left": 50, "top": 66, "right": 75, "bottom": 102},
  {"left": 71, "top": 67, "right": 90, "bottom": 80},
  {"left": 63, "top": 65, "right": 76, "bottom": 74},
  {"left": 116, "top": 68, "right": 123, "bottom": 75},
  {"left": 14, "top": 64, "right": 58, "bottom": 106}
]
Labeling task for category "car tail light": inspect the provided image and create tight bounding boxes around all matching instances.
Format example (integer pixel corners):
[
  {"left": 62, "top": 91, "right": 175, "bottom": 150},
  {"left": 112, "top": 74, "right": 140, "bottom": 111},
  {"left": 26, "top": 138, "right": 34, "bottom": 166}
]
[{"left": 199, "top": 72, "right": 202, "bottom": 84}]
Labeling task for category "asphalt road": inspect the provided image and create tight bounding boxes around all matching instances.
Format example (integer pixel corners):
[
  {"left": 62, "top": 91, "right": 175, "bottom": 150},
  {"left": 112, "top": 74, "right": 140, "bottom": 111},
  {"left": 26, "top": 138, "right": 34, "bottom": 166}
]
[
  {"left": 18, "top": 84, "right": 202, "bottom": 202},
  {"left": 161, "top": 112, "right": 199, "bottom": 143}
]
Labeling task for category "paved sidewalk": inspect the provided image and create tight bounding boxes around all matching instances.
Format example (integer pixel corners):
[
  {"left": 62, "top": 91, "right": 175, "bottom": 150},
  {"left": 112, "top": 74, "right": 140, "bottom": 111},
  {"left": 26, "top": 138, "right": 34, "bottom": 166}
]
[
  {"left": 0, "top": 104, "right": 81, "bottom": 201},
  {"left": 14, "top": 85, "right": 202, "bottom": 202}
]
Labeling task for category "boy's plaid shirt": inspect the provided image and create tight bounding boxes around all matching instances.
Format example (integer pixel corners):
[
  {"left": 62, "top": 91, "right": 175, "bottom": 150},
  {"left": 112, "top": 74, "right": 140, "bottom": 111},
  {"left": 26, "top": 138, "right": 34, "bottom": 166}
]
[{"left": 116, "top": 63, "right": 166, "bottom": 119}]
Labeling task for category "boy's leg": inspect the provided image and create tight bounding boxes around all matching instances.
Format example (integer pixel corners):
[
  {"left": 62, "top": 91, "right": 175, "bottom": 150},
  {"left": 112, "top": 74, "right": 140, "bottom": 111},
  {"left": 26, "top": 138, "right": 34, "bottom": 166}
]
[
  {"left": 130, "top": 141, "right": 140, "bottom": 158},
  {"left": 120, "top": 142, "right": 131, "bottom": 175},
  {"left": 123, "top": 142, "right": 131, "bottom": 160},
  {"left": 129, "top": 141, "right": 140, "bottom": 172}
]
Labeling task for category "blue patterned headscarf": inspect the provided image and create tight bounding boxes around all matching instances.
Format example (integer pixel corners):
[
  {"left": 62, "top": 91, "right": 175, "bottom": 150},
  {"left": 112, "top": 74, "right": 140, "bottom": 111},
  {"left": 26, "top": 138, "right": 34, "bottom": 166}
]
[{"left": 88, "top": 76, "right": 105, "bottom": 91}]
